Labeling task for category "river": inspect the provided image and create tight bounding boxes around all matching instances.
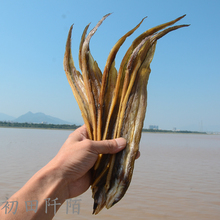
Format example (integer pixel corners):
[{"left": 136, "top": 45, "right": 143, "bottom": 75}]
[{"left": 0, "top": 128, "right": 219, "bottom": 219}]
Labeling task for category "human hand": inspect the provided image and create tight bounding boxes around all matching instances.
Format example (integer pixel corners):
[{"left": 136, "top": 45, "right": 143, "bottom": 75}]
[{"left": 52, "top": 125, "right": 135, "bottom": 199}]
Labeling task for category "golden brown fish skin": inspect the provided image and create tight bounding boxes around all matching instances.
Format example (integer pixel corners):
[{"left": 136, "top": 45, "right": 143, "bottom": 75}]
[
  {"left": 93, "top": 18, "right": 147, "bottom": 175},
  {"left": 104, "top": 35, "right": 153, "bottom": 194},
  {"left": 117, "top": 24, "right": 190, "bottom": 126},
  {"left": 63, "top": 25, "right": 93, "bottom": 139},
  {"left": 79, "top": 24, "right": 103, "bottom": 85},
  {"left": 115, "top": 36, "right": 153, "bottom": 137},
  {"left": 79, "top": 24, "right": 90, "bottom": 72},
  {"left": 118, "top": 14, "right": 187, "bottom": 77},
  {"left": 104, "top": 36, "right": 156, "bottom": 198},
  {"left": 97, "top": 17, "right": 147, "bottom": 141},
  {"left": 106, "top": 43, "right": 157, "bottom": 208},
  {"left": 81, "top": 14, "right": 111, "bottom": 140}
]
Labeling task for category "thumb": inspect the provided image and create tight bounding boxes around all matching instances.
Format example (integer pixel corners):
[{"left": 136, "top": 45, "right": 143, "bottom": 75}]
[{"left": 90, "top": 138, "right": 126, "bottom": 155}]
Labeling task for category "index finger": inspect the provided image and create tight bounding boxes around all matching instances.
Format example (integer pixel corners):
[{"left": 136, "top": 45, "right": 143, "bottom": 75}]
[{"left": 69, "top": 124, "right": 90, "bottom": 141}]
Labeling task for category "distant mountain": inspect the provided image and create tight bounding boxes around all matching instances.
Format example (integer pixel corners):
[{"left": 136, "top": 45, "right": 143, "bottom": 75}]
[
  {"left": 0, "top": 113, "right": 15, "bottom": 121},
  {"left": 13, "top": 111, "right": 71, "bottom": 125}
]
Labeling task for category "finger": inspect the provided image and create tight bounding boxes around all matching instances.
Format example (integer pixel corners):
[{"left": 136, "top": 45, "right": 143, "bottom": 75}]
[
  {"left": 69, "top": 124, "right": 89, "bottom": 141},
  {"left": 90, "top": 138, "right": 126, "bottom": 154}
]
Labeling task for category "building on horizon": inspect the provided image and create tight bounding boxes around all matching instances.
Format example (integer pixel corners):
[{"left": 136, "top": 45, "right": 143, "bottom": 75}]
[{"left": 149, "top": 125, "right": 159, "bottom": 130}]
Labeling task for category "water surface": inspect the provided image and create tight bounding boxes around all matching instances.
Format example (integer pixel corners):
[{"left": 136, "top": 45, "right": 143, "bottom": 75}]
[{"left": 0, "top": 128, "right": 219, "bottom": 219}]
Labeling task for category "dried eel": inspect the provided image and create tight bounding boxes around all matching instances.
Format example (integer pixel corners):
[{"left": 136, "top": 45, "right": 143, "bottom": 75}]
[
  {"left": 98, "top": 16, "right": 147, "bottom": 141},
  {"left": 106, "top": 43, "right": 157, "bottom": 208},
  {"left": 94, "top": 17, "right": 147, "bottom": 171},
  {"left": 63, "top": 14, "right": 189, "bottom": 214},
  {"left": 81, "top": 13, "right": 111, "bottom": 140},
  {"left": 63, "top": 25, "right": 93, "bottom": 139}
]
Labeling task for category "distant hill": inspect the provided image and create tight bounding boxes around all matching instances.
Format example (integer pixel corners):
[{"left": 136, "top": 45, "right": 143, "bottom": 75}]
[
  {"left": 0, "top": 113, "right": 15, "bottom": 121},
  {"left": 13, "top": 111, "right": 71, "bottom": 125}
]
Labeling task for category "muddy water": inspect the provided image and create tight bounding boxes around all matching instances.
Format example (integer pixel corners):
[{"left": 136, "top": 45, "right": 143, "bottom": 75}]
[{"left": 0, "top": 128, "right": 219, "bottom": 219}]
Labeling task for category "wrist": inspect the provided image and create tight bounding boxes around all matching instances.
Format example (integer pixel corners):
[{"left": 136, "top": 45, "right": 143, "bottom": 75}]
[{"left": 35, "top": 159, "right": 69, "bottom": 204}]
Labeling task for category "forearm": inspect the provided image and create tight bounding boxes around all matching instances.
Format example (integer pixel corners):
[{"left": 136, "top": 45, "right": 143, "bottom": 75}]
[{"left": 0, "top": 160, "right": 68, "bottom": 220}]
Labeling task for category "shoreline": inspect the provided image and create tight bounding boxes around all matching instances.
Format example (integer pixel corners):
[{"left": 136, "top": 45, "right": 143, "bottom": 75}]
[{"left": 0, "top": 122, "right": 211, "bottom": 134}]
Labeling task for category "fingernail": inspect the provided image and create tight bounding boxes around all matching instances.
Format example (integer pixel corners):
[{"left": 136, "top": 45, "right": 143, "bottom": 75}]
[{"left": 115, "top": 138, "right": 126, "bottom": 149}]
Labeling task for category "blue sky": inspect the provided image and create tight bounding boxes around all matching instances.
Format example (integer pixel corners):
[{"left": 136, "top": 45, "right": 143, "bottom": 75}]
[{"left": 0, "top": 0, "right": 219, "bottom": 132}]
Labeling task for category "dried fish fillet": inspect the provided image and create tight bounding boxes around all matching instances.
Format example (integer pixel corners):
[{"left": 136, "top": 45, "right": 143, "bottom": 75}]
[{"left": 63, "top": 14, "right": 189, "bottom": 214}]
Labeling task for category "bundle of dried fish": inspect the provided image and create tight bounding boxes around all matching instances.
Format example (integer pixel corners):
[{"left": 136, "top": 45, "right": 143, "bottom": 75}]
[{"left": 63, "top": 14, "right": 189, "bottom": 214}]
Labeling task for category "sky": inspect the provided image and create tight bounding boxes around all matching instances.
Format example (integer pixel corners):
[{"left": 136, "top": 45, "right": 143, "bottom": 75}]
[{"left": 0, "top": 0, "right": 219, "bottom": 132}]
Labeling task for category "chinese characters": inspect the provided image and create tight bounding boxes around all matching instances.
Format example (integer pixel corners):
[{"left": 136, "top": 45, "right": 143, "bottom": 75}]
[{"left": 1, "top": 197, "right": 81, "bottom": 215}]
